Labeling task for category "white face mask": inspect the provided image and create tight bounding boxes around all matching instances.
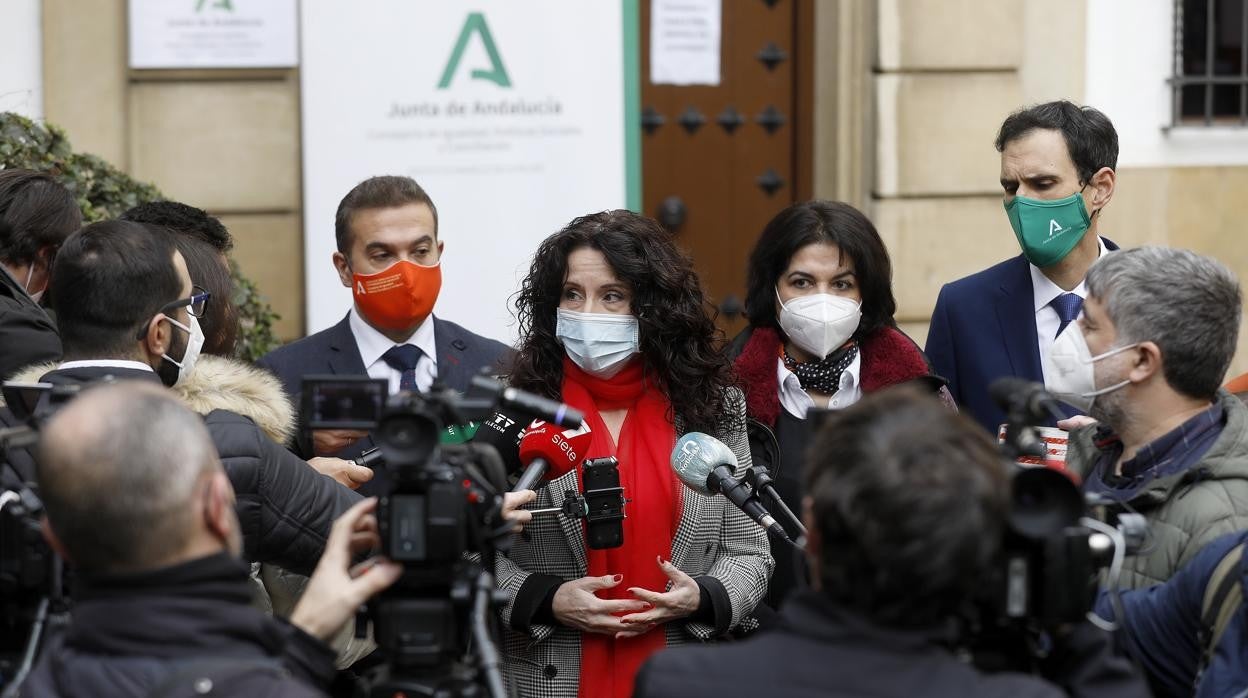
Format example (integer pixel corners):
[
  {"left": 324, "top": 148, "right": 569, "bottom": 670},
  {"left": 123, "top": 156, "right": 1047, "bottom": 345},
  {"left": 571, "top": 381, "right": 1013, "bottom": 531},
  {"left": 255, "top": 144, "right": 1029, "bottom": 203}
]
[
  {"left": 776, "top": 289, "right": 862, "bottom": 359},
  {"left": 23, "top": 264, "right": 44, "bottom": 303},
  {"left": 1045, "top": 325, "right": 1138, "bottom": 413},
  {"left": 162, "top": 314, "right": 205, "bottom": 387},
  {"left": 556, "top": 308, "right": 639, "bottom": 379}
]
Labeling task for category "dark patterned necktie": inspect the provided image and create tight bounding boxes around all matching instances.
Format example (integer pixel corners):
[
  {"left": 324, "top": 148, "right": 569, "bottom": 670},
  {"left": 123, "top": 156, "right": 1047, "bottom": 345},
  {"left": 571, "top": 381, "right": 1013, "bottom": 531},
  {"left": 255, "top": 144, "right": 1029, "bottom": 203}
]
[
  {"left": 1050, "top": 293, "right": 1084, "bottom": 338},
  {"left": 381, "top": 344, "right": 423, "bottom": 391}
]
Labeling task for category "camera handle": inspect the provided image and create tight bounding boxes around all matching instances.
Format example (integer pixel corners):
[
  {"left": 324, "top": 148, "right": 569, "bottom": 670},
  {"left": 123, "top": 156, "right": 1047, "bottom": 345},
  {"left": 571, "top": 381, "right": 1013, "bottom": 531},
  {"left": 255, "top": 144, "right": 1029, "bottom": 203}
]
[{"left": 527, "top": 487, "right": 628, "bottom": 522}]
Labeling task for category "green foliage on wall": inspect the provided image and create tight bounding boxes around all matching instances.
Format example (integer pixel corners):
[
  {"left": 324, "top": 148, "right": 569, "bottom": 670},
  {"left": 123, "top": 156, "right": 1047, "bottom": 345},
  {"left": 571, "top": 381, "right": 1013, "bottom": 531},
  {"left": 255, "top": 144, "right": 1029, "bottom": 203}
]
[{"left": 0, "top": 112, "right": 281, "bottom": 361}]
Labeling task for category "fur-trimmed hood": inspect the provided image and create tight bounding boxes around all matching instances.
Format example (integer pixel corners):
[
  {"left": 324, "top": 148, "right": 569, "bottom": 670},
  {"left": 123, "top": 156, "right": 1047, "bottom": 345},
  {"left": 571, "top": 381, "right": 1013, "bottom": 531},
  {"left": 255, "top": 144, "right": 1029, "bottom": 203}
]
[{"left": 8, "top": 355, "right": 296, "bottom": 445}]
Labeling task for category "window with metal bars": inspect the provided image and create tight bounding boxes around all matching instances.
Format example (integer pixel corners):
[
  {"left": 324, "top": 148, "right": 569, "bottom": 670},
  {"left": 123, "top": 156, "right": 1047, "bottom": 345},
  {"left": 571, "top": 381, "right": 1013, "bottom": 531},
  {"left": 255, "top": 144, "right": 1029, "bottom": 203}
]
[{"left": 1172, "top": 0, "right": 1248, "bottom": 126}]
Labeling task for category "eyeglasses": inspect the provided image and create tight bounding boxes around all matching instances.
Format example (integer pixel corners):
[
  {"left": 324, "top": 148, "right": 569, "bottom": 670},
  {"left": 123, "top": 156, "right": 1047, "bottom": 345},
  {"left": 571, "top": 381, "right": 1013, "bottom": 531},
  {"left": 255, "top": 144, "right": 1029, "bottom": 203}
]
[
  {"left": 160, "top": 285, "right": 211, "bottom": 319},
  {"left": 135, "top": 286, "right": 212, "bottom": 341}
]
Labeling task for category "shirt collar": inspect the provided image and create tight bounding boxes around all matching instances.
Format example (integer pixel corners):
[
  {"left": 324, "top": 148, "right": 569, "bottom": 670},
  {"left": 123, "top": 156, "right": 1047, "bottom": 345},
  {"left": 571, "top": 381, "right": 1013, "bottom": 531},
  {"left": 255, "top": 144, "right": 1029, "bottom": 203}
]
[
  {"left": 1029, "top": 236, "right": 1110, "bottom": 313},
  {"left": 349, "top": 308, "right": 437, "bottom": 370},
  {"left": 776, "top": 350, "right": 861, "bottom": 404},
  {"left": 57, "top": 359, "right": 155, "bottom": 373}
]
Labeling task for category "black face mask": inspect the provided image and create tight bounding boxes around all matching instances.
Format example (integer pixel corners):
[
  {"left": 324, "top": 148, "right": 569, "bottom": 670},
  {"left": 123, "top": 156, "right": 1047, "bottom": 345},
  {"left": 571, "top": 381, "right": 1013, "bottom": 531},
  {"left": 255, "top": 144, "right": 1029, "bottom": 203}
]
[{"left": 157, "top": 324, "right": 189, "bottom": 388}]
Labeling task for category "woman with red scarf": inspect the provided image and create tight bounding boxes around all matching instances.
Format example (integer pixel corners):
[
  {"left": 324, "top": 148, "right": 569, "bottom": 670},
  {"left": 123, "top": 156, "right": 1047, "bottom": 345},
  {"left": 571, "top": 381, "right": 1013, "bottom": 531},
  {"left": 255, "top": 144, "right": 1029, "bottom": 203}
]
[{"left": 499, "top": 210, "right": 773, "bottom": 698}]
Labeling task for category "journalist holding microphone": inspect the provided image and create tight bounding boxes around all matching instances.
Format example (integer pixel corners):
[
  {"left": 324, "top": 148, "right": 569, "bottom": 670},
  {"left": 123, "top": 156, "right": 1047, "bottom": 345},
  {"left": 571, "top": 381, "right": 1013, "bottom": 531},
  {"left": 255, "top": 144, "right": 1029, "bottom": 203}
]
[{"left": 496, "top": 210, "right": 772, "bottom": 697}]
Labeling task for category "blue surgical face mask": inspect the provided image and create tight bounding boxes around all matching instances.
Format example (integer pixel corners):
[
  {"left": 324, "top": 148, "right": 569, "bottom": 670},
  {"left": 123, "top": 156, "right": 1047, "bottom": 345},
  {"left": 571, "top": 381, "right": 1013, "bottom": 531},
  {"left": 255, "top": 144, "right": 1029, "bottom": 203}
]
[{"left": 555, "top": 308, "right": 640, "bottom": 378}]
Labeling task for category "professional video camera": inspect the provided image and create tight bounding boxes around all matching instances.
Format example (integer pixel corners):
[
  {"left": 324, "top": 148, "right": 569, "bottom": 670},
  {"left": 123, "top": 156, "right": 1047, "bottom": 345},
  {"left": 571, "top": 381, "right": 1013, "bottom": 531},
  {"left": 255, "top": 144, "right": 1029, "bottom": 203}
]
[
  {"left": 966, "top": 378, "right": 1147, "bottom": 672},
  {"left": 0, "top": 381, "right": 88, "bottom": 695},
  {"left": 301, "top": 373, "right": 584, "bottom": 698}
]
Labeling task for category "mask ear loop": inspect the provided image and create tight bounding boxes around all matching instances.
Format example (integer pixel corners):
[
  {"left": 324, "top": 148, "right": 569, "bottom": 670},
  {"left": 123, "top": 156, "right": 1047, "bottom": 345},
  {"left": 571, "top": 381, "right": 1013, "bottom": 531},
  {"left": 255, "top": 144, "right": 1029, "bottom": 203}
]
[{"left": 160, "top": 315, "right": 194, "bottom": 368}]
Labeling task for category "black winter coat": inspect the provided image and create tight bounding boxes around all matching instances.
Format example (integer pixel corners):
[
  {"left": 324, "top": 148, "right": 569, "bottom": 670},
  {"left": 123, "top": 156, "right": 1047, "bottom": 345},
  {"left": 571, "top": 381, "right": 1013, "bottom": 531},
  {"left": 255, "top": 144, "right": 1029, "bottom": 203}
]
[
  {"left": 36, "top": 364, "right": 360, "bottom": 576},
  {"left": 634, "top": 590, "right": 1147, "bottom": 698},
  {"left": 16, "top": 553, "right": 334, "bottom": 697},
  {"left": 0, "top": 265, "right": 60, "bottom": 382}
]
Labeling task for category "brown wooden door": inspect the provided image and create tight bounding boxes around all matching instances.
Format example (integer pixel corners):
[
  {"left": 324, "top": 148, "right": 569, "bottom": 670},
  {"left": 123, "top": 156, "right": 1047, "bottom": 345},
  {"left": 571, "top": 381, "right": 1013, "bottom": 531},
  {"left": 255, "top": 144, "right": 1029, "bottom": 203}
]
[{"left": 640, "top": 0, "right": 813, "bottom": 339}]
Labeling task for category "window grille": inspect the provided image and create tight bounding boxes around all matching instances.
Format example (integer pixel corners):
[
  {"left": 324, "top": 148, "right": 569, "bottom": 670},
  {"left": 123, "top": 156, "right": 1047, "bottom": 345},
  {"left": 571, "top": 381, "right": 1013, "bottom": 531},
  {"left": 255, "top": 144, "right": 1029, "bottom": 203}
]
[{"left": 1171, "top": 0, "right": 1248, "bottom": 126}]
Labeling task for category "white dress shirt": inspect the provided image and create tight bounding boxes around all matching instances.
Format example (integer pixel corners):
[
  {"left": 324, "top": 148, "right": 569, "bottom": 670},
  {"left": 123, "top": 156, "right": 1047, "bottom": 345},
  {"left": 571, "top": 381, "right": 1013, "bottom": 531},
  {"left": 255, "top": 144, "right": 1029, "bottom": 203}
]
[
  {"left": 777, "top": 351, "right": 863, "bottom": 419},
  {"left": 348, "top": 308, "right": 438, "bottom": 394},
  {"left": 57, "top": 359, "right": 155, "bottom": 373},
  {"left": 1032, "top": 236, "right": 1109, "bottom": 383}
]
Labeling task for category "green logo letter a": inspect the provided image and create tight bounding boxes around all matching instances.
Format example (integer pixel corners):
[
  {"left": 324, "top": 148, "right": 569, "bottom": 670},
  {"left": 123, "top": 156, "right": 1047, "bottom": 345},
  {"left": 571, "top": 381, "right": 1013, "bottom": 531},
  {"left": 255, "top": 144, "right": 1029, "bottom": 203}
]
[
  {"left": 195, "top": 0, "right": 234, "bottom": 11},
  {"left": 438, "top": 13, "right": 511, "bottom": 89}
]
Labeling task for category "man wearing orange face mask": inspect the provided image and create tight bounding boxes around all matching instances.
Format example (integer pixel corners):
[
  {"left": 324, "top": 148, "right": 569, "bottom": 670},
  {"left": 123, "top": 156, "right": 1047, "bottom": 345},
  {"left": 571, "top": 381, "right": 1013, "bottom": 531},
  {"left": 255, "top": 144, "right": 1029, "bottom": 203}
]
[{"left": 257, "top": 176, "right": 511, "bottom": 485}]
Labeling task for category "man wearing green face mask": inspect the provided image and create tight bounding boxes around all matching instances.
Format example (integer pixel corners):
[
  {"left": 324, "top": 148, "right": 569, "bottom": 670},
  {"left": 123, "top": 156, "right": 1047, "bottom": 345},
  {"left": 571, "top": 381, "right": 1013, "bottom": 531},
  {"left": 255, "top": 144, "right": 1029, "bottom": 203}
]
[{"left": 925, "top": 100, "right": 1120, "bottom": 432}]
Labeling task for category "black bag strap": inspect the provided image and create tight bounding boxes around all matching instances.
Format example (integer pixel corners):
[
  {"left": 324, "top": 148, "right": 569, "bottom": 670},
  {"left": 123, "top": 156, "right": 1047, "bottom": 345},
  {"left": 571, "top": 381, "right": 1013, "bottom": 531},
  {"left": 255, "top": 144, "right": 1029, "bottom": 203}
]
[
  {"left": 1197, "top": 542, "right": 1245, "bottom": 683},
  {"left": 146, "top": 656, "right": 286, "bottom": 698}
]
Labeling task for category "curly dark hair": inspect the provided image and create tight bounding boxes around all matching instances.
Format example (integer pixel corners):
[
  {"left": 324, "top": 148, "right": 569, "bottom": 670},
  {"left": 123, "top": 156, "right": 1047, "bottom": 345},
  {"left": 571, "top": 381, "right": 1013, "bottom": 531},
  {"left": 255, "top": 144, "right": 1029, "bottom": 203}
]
[{"left": 508, "top": 210, "right": 734, "bottom": 434}]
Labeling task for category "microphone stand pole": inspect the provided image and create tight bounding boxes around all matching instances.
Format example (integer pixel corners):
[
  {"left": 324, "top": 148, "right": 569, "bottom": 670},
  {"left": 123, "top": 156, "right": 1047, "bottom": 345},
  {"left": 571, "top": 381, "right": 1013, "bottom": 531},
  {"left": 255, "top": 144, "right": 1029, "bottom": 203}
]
[{"left": 744, "top": 466, "right": 807, "bottom": 547}]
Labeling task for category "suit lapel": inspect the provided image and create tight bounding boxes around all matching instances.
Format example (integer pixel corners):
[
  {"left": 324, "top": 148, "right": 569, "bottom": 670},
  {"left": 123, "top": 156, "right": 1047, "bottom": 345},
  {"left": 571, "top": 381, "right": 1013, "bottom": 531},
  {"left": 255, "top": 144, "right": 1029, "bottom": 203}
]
[
  {"left": 668, "top": 487, "right": 701, "bottom": 568},
  {"left": 993, "top": 258, "right": 1043, "bottom": 382},
  {"left": 325, "top": 314, "right": 369, "bottom": 375},
  {"left": 432, "top": 316, "right": 472, "bottom": 389}
]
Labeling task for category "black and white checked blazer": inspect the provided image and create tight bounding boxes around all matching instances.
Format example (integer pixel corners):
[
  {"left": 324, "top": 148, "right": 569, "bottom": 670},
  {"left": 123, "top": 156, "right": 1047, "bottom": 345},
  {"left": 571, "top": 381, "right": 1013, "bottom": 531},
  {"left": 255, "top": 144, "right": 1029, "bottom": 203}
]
[{"left": 495, "top": 388, "right": 773, "bottom": 697}]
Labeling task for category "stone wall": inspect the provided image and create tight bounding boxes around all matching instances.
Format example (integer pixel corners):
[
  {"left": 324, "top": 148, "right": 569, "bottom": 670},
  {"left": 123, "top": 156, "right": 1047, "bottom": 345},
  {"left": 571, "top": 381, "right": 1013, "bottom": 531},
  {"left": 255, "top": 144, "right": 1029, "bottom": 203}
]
[{"left": 43, "top": 0, "right": 305, "bottom": 340}]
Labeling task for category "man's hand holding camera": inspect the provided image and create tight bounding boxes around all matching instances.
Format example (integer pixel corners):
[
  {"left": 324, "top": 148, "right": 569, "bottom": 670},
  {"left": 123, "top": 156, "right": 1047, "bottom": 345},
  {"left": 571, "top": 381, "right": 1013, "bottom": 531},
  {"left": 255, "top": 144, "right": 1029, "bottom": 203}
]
[{"left": 290, "top": 497, "right": 402, "bottom": 643}]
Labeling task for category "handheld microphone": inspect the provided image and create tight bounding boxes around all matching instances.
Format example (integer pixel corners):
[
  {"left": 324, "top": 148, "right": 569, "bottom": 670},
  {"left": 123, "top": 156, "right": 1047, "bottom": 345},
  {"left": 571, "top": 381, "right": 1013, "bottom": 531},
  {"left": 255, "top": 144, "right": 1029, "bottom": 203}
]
[
  {"left": 470, "top": 375, "right": 585, "bottom": 429},
  {"left": 989, "top": 377, "right": 1067, "bottom": 424},
  {"left": 670, "top": 432, "right": 791, "bottom": 543},
  {"left": 514, "top": 420, "right": 592, "bottom": 492},
  {"left": 472, "top": 410, "right": 530, "bottom": 476}
]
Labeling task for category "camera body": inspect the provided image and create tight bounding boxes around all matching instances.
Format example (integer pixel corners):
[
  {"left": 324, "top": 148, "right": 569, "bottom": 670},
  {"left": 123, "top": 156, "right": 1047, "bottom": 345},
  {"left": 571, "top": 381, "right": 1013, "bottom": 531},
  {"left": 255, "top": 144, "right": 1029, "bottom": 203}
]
[
  {"left": 968, "top": 382, "right": 1149, "bottom": 672},
  {"left": 302, "top": 375, "right": 542, "bottom": 696},
  {"left": 1, "top": 381, "right": 89, "bottom": 685}
]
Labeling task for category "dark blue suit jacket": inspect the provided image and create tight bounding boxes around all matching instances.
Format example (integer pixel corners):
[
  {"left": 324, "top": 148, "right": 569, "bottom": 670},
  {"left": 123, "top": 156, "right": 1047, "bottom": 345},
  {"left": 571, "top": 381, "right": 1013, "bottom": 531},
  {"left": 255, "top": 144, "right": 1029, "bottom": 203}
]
[
  {"left": 256, "top": 314, "right": 512, "bottom": 469},
  {"left": 925, "top": 239, "right": 1117, "bottom": 432}
]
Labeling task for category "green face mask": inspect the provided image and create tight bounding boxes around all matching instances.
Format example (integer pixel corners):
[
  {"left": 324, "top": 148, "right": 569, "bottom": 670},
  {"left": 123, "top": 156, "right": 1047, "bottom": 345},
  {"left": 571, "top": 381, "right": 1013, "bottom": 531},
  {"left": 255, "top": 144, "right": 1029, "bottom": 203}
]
[{"left": 1004, "top": 191, "right": 1092, "bottom": 268}]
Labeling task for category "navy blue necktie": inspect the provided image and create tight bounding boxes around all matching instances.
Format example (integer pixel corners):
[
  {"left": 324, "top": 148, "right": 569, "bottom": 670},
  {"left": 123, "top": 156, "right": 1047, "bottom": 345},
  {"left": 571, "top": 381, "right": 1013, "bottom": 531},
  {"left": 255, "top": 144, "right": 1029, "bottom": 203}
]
[
  {"left": 1050, "top": 293, "right": 1084, "bottom": 338},
  {"left": 381, "top": 344, "right": 423, "bottom": 392}
]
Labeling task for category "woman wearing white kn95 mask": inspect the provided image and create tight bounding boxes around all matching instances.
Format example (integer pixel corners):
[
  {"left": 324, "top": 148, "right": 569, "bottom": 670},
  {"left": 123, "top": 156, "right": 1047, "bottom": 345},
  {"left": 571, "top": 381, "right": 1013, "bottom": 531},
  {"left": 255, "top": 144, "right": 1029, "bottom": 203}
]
[{"left": 726, "top": 200, "right": 954, "bottom": 611}]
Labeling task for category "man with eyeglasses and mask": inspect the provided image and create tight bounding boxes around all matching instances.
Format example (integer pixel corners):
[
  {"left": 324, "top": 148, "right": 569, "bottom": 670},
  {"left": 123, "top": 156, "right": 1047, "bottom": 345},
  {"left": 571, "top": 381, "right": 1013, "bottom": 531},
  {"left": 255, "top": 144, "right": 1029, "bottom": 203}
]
[
  {"left": 13, "top": 219, "right": 360, "bottom": 578},
  {"left": 1057, "top": 246, "right": 1248, "bottom": 590}
]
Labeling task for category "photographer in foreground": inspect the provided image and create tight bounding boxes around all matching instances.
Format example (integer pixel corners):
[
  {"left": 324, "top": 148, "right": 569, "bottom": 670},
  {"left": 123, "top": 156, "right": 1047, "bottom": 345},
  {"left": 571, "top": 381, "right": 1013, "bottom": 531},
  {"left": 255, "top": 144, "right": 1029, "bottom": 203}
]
[
  {"left": 635, "top": 387, "right": 1145, "bottom": 698},
  {"left": 15, "top": 381, "right": 402, "bottom": 696}
]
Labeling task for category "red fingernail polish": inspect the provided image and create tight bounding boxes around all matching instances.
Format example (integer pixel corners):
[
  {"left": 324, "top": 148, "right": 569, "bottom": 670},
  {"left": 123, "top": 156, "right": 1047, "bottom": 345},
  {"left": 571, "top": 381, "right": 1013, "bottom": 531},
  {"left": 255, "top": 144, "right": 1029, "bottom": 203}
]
[{"left": 613, "top": 574, "right": 623, "bottom": 583}]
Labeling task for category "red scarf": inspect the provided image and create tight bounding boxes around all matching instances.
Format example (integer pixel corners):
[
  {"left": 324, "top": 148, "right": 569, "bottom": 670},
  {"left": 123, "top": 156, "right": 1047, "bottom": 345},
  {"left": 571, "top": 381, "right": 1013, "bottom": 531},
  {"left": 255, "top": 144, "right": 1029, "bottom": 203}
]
[{"left": 562, "top": 357, "right": 681, "bottom": 698}]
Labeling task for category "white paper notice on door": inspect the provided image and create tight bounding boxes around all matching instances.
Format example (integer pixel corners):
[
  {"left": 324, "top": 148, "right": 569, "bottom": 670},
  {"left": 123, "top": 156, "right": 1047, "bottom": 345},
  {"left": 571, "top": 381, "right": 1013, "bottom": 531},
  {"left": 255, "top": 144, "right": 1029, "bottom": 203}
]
[{"left": 650, "top": 0, "right": 721, "bottom": 86}]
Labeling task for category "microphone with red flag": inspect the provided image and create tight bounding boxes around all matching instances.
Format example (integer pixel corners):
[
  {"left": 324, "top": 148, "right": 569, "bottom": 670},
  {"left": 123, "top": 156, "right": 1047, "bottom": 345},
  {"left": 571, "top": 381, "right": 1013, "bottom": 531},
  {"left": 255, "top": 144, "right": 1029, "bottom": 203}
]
[{"left": 512, "top": 419, "right": 593, "bottom": 492}]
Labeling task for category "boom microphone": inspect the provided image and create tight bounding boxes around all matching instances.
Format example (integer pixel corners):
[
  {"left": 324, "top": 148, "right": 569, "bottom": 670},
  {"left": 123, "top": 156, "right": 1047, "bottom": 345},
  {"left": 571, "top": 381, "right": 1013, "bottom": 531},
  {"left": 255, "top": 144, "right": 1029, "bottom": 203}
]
[
  {"left": 990, "top": 377, "right": 1067, "bottom": 424},
  {"left": 470, "top": 375, "right": 585, "bottom": 429},
  {"left": 514, "top": 420, "right": 592, "bottom": 492},
  {"left": 472, "top": 410, "right": 530, "bottom": 476},
  {"left": 670, "top": 433, "right": 791, "bottom": 543}
]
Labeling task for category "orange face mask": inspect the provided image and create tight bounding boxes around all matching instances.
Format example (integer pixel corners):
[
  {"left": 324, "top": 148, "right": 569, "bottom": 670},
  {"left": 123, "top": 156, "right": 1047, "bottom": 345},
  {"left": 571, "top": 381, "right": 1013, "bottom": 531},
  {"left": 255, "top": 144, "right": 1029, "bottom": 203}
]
[{"left": 352, "top": 260, "right": 442, "bottom": 331}]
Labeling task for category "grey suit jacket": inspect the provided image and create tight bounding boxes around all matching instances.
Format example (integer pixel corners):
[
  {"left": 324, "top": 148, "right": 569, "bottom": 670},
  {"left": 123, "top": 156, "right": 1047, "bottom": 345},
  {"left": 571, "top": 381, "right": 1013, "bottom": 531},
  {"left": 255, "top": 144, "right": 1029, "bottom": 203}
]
[{"left": 496, "top": 388, "right": 773, "bottom": 698}]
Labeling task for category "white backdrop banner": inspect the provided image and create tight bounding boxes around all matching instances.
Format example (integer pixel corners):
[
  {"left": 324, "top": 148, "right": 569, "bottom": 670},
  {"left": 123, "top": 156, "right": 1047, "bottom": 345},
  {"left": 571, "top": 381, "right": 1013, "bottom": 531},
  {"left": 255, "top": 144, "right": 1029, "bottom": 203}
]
[
  {"left": 129, "top": 0, "right": 298, "bottom": 69},
  {"left": 300, "top": 2, "right": 637, "bottom": 344}
]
